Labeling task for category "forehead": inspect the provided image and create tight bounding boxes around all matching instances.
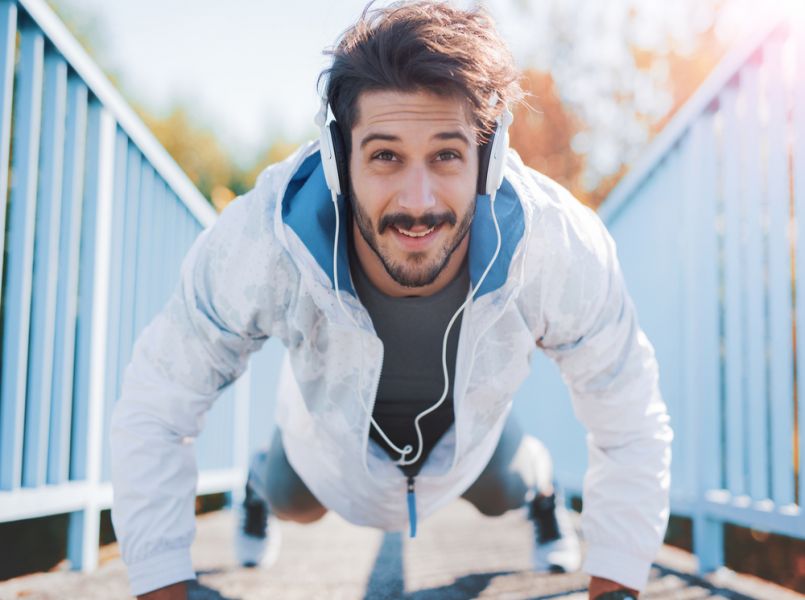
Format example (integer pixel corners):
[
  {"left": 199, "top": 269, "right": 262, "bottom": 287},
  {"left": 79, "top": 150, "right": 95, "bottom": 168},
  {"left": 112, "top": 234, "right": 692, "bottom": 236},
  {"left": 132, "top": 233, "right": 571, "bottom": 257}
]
[{"left": 353, "top": 90, "right": 475, "bottom": 134}]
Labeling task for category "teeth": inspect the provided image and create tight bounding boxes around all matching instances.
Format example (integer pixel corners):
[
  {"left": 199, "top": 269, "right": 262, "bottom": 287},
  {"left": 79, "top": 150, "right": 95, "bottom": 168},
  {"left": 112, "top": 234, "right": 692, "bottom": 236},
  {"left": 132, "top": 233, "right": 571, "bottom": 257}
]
[{"left": 396, "top": 226, "right": 435, "bottom": 238}]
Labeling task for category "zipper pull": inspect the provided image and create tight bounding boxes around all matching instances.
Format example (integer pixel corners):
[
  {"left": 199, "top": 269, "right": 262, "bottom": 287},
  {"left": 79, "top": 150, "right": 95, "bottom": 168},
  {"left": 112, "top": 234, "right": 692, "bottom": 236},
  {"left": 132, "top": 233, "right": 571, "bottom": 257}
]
[{"left": 406, "top": 476, "right": 417, "bottom": 538}]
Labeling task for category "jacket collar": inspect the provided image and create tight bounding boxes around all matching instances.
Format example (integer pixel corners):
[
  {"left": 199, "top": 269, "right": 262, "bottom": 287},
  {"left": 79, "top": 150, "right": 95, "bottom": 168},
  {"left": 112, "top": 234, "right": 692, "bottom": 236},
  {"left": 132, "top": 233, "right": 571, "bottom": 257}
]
[{"left": 281, "top": 150, "right": 525, "bottom": 298}]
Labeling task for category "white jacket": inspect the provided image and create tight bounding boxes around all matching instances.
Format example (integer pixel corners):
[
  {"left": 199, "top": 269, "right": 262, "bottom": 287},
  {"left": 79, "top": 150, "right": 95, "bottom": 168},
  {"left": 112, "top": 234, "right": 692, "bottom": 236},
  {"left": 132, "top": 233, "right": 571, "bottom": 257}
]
[{"left": 110, "top": 142, "right": 672, "bottom": 596}]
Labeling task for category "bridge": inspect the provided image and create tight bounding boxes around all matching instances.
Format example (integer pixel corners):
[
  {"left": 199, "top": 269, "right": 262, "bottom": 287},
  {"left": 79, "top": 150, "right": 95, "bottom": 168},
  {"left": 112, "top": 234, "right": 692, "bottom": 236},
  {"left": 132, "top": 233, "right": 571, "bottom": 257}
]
[{"left": 0, "top": 0, "right": 803, "bottom": 597}]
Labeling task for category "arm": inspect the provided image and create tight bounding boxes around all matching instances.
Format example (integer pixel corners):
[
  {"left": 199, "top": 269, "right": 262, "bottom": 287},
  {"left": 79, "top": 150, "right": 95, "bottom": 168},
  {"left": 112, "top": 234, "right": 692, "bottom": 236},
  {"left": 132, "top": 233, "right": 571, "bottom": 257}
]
[
  {"left": 137, "top": 582, "right": 187, "bottom": 600},
  {"left": 110, "top": 188, "right": 289, "bottom": 597},
  {"left": 528, "top": 190, "right": 672, "bottom": 593}
]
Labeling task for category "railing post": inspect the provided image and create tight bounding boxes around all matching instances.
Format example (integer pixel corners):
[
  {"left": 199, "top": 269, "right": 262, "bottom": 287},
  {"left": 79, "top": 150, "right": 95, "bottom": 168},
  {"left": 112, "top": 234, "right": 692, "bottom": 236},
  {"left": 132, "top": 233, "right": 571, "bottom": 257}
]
[
  {"left": 681, "top": 106, "right": 725, "bottom": 572},
  {"left": 67, "top": 105, "right": 115, "bottom": 572},
  {"left": 693, "top": 506, "right": 725, "bottom": 572},
  {"left": 0, "top": 20, "right": 44, "bottom": 492},
  {"left": 0, "top": 0, "right": 16, "bottom": 301}
]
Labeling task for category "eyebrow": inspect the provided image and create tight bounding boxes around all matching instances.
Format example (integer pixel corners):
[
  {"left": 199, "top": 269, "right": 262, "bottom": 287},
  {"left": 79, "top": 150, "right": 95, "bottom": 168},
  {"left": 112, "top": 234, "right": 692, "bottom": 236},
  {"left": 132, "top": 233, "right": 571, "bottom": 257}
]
[{"left": 359, "top": 130, "right": 471, "bottom": 149}]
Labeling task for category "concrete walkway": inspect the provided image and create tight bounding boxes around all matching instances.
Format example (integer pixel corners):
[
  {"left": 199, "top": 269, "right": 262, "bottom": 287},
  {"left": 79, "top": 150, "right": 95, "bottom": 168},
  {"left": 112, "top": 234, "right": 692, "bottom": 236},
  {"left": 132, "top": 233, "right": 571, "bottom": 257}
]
[{"left": 0, "top": 501, "right": 801, "bottom": 599}]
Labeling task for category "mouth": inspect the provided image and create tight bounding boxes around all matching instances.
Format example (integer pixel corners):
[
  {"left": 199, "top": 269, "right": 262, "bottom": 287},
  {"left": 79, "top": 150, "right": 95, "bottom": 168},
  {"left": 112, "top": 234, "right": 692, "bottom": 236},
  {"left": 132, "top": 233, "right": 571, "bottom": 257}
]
[
  {"left": 389, "top": 223, "right": 444, "bottom": 248},
  {"left": 394, "top": 225, "right": 436, "bottom": 238}
]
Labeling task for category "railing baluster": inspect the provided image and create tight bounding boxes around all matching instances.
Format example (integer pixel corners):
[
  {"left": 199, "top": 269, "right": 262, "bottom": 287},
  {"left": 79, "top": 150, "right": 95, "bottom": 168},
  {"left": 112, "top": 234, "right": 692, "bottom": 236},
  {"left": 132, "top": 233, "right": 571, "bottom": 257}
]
[
  {"left": 721, "top": 81, "right": 748, "bottom": 498},
  {"left": 67, "top": 104, "right": 115, "bottom": 573},
  {"left": 97, "top": 128, "right": 127, "bottom": 482},
  {"left": 0, "top": 0, "right": 16, "bottom": 302},
  {"left": 48, "top": 76, "right": 88, "bottom": 485},
  {"left": 764, "top": 35, "right": 796, "bottom": 507},
  {"left": 685, "top": 111, "right": 724, "bottom": 571},
  {"left": 0, "top": 22, "right": 44, "bottom": 491},
  {"left": 69, "top": 96, "right": 99, "bottom": 482},
  {"left": 133, "top": 163, "right": 154, "bottom": 337},
  {"left": 739, "top": 54, "right": 771, "bottom": 502},
  {"left": 155, "top": 181, "right": 169, "bottom": 315},
  {"left": 795, "top": 24, "right": 805, "bottom": 509},
  {"left": 116, "top": 145, "right": 142, "bottom": 380},
  {"left": 23, "top": 48, "right": 67, "bottom": 488}
]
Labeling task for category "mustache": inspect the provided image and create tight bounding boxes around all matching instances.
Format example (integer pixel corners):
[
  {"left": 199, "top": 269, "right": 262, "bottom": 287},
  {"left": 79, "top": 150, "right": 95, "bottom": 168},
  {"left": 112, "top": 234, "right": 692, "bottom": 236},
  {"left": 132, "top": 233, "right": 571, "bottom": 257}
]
[{"left": 378, "top": 211, "right": 457, "bottom": 234}]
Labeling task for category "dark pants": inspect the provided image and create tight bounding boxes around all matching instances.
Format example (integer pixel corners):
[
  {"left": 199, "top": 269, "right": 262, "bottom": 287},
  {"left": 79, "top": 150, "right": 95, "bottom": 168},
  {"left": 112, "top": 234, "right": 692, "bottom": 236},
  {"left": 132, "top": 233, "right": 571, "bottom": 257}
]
[{"left": 248, "top": 413, "right": 553, "bottom": 523}]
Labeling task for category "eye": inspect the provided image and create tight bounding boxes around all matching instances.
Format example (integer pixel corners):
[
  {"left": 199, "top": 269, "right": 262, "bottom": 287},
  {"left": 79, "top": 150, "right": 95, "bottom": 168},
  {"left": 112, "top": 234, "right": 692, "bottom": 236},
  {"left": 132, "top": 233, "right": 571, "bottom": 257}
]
[
  {"left": 435, "top": 150, "right": 461, "bottom": 161},
  {"left": 371, "top": 150, "right": 396, "bottom": 161}
]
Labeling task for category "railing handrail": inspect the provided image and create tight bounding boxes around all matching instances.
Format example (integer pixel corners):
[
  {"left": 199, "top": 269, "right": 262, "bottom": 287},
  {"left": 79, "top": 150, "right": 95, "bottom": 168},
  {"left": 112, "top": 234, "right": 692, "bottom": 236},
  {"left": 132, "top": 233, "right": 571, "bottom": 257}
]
[
  {"left": 598, "top": 10, "right": 787, "bottom": 225},
  {"left": 18, "top": 0, "right": 216, "bottom": 228}
]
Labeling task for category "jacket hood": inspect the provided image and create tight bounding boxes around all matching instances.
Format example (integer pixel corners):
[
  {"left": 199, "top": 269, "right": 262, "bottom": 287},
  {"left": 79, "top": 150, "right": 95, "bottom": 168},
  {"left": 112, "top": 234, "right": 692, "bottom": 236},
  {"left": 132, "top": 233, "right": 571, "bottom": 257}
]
[{"left": 281, "top": 149, "right": 525, "bottom": 298}]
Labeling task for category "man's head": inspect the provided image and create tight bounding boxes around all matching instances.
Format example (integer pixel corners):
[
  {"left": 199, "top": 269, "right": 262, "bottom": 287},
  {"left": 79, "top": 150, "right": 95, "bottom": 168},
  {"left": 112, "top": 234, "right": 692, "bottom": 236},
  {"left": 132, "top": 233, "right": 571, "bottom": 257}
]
[{"left": 319, "top": 1, "right": 521, "bottom": 295}]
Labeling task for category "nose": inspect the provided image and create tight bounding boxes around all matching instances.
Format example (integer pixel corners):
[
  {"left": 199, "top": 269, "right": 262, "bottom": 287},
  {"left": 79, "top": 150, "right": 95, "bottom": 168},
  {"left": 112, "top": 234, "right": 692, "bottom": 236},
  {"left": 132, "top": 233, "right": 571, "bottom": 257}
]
[{"left": 397, "top": 165, "right": 436, "bottom": 212}]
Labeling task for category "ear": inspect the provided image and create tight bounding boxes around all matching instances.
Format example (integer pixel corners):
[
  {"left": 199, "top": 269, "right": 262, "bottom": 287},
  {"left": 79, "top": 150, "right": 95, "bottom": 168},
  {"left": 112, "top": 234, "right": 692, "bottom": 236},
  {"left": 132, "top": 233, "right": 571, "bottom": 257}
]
[{"left": 329, "top": 121, "right": 350, "bottom": 196}]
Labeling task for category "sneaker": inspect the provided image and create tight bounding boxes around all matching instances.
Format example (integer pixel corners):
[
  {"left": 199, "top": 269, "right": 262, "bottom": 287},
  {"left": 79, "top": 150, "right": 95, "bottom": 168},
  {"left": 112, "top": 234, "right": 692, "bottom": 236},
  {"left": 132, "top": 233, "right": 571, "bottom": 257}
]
[
  {"left": 234, "top": 478, "right": 281, "bottom": 568},
  {"left": 528, "top": 487, "right": 581, "bottom": 573}
]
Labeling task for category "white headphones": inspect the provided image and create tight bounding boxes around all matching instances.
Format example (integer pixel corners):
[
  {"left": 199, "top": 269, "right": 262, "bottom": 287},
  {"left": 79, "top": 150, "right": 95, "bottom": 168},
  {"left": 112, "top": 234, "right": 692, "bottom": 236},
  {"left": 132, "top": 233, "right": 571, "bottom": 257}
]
[{"left": 315, "top": 93, "right": 510, "bottom": 469}]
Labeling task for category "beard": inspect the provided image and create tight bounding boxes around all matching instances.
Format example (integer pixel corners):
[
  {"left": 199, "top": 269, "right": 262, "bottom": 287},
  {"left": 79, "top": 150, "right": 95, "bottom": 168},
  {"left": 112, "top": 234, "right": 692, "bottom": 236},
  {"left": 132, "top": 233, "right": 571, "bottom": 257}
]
[{"left": 349, "top": 186, "right": 475, "bottom": 288}]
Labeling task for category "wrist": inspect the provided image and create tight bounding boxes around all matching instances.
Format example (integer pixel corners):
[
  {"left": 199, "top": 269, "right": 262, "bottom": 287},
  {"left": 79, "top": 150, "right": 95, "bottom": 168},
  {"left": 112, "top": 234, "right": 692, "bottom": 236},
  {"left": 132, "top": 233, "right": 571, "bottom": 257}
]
[
  {"left": 594, "top": 592, "right": 638, "bottom": 600},
  {"left": 137, "top": 581, "right": 187, "bottom": 600},
  {"left": 589, "top": 576, "right": 639, "bottom": 600}
]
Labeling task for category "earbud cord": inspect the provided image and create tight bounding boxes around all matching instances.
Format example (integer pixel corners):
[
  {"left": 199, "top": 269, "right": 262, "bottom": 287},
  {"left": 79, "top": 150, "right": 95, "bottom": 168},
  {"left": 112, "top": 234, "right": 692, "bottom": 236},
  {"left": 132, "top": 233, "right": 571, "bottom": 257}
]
[
  {"left": 331, "top": 189, "right": 502, "bottom": 466},
  {"left": 396, "top": 189, "right": 501, "bottom": 466},
  {"left": 332, "top": 190, "right": 415, "bottom": 458}
]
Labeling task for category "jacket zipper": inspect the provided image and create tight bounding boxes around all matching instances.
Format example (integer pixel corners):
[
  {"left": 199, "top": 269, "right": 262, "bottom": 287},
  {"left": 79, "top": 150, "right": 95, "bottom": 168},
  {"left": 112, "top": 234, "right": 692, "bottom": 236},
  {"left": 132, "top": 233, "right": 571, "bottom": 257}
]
[{"left": 407, "top": 476, "right": 417, "bottom": 537}]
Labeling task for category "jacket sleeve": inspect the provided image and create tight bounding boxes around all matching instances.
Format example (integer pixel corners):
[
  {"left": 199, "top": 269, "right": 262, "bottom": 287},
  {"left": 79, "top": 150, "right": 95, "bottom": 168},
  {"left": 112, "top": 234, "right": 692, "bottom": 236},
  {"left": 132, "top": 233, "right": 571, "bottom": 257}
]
[
  {"left": 531, "top": 188, "right": 673, "bottom": 592},
  {"left": 109, "top": 188, "right": 290, "bottom": 597}
]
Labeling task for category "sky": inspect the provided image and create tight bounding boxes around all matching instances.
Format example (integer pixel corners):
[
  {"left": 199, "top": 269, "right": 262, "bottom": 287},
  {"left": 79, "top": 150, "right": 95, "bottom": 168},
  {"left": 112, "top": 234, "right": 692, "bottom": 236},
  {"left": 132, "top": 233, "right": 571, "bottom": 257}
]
[
  {"left": 59, "top": 0, "right": 484, "bottom": 164},
  {"left": 51, "top": 0, "right": 771, "bottom": 176}
]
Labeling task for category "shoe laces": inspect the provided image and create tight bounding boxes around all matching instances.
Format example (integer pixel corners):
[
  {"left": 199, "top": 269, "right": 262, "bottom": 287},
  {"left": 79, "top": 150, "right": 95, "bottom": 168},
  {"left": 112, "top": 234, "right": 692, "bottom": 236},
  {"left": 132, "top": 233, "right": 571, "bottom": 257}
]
[
  {"left": 529, "top": 492, "right": 561, "bottom": 544},
  {"left": 243, "top": 484, "right": 269, "bottom": 538}
]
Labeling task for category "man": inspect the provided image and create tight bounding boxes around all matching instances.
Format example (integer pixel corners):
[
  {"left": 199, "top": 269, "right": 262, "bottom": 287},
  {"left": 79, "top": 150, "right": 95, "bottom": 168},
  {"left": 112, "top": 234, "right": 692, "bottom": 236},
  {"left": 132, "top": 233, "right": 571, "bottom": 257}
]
[{"left": 110, "top": 2, "right": 672, "bottom": 599}]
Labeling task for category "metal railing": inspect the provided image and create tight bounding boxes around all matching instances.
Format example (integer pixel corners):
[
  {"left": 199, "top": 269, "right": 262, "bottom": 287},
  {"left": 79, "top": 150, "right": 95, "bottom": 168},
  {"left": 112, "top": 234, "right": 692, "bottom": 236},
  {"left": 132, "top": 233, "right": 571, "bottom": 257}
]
[
  {"left": 517, "top": 12, "right": 805, "bottom": 572},
  {"left": 0, "top": 0, "right": 253, "bottom": 573}
]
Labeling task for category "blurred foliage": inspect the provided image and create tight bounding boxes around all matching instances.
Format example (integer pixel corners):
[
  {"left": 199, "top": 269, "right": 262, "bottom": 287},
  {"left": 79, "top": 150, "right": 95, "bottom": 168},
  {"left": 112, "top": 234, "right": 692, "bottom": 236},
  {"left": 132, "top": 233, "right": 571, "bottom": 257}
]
[
  {"left": 133, "top": 105, "right": 299, "bottom": 212},
  {"left": 135, "top": 103, "right": 301, "bottom": 212},
  {"left": 506, "top": 0, "right": 729, "bottom": 209}
]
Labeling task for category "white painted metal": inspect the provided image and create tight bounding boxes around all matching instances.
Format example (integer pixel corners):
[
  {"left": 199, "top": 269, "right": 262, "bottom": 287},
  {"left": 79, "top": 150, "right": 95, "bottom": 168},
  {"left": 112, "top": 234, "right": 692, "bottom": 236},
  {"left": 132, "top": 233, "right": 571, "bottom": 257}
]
[{"left": 71, "top": 107, "right": 116, "bottom": 573}]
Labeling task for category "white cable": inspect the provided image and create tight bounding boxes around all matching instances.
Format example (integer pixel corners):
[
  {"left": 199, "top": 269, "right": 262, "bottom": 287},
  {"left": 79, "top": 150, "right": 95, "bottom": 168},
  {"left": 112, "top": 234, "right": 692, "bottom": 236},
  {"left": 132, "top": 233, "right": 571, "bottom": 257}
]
[
  {"left": 331, "top": 189, "right": 503, "bottom": 467},
  {"left": 331, "top": 190, "right": 415, "bottom": 459},
  {"left": 395, "top": 189, "right": 502, "bottom": 466}
]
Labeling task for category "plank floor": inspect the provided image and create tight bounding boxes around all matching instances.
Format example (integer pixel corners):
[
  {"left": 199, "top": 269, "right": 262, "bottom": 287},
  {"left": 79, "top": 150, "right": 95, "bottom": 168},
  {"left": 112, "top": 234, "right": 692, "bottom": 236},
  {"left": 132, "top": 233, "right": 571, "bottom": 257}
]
[{"left": 0, "top": 501, "right": 801, "bottom": 599}]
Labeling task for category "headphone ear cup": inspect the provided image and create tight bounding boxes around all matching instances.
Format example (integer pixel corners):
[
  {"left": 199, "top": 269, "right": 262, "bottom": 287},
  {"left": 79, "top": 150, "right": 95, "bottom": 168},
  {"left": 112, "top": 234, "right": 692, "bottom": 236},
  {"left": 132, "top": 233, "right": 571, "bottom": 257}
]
[
  {"left": 328, "top": 121, "right": 350, "bottom": 196},
  {"left": 476, "top": 127, "right": 496, "bottom": 196}
]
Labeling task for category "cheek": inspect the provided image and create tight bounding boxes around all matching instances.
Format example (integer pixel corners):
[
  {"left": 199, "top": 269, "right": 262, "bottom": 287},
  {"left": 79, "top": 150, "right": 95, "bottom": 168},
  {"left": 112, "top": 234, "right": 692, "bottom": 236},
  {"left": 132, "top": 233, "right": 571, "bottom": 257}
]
[{"left": 350, "top": 177, "right": 386, "bottom": 224}]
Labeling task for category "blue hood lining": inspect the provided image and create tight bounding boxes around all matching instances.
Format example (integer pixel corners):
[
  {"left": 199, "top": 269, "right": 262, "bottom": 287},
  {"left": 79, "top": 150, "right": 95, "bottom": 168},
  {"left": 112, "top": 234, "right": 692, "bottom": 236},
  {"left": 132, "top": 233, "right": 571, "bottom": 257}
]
[{"left": 281, "top": 151, "right": 524, "bottom": 298}]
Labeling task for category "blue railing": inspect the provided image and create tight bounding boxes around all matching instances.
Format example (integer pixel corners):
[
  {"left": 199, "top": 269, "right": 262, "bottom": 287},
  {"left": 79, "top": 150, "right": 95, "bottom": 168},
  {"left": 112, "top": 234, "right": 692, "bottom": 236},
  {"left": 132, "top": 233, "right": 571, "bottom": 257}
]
[
  {"left": 517, "top": 13, "right": 804, "bottom": 572},
  {"left": 0, "top": 0, "right": 255, "bottom": 573}
]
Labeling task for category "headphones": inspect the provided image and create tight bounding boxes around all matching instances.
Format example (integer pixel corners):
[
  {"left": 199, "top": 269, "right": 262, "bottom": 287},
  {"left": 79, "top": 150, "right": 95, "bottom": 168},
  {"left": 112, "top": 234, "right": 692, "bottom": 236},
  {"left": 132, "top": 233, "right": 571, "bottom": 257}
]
[{"left": 314, "top": 94, "right": 513, "bottom": 198}]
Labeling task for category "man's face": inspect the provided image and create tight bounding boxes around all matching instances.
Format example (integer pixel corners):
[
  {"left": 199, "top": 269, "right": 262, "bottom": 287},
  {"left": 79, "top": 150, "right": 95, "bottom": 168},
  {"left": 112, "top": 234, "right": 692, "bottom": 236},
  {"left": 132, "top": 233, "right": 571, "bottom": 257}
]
[{"left": 349, "top": 90, "right": 478, "bottom": 291}]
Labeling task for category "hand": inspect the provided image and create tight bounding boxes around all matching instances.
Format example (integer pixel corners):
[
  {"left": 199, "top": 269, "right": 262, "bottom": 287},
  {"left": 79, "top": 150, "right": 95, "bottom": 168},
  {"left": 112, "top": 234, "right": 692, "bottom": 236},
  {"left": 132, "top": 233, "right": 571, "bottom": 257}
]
[
  {"left": 588, "top": 576, "right": 638, "bottom": 599},
  {"left": 137, "top": 581, "right": 188, "bottom": 600}
]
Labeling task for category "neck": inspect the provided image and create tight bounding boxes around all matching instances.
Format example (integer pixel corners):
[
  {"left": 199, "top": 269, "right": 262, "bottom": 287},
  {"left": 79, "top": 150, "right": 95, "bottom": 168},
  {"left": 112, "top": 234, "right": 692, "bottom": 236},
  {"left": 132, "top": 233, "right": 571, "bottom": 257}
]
[{"left": 351, "top": 222, "right": 469, "bottom": 298}]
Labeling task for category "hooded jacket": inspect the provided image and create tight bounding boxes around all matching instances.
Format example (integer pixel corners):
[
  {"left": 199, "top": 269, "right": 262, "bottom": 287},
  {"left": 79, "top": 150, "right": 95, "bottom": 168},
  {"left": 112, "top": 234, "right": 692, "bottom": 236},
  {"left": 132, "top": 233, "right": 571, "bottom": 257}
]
[{"left": 110, "top": 141, "right": 672, "bottom": 596}]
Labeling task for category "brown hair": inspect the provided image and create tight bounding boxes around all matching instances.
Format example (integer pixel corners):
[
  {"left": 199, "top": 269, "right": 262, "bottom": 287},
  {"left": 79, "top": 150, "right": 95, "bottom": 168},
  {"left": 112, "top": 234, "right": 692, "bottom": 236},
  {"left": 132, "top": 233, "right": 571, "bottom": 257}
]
[{"left": 319, "top": 1, "right": 522, "bottom": 151}]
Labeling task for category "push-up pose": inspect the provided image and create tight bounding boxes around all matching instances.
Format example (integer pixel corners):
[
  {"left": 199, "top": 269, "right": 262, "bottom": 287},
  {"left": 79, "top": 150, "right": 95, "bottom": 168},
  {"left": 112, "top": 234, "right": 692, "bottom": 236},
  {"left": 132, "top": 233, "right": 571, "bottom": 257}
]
[{"left": 111, "top": 3, "right": 672, "bottom": 599}]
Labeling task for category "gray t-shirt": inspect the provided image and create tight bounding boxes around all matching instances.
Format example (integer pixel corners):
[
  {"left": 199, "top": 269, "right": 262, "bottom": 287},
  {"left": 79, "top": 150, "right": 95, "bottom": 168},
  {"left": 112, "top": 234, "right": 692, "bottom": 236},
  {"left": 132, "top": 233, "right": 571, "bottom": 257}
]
[{"left": 350, "top": 247, "right": 470, "bottom": 477}]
